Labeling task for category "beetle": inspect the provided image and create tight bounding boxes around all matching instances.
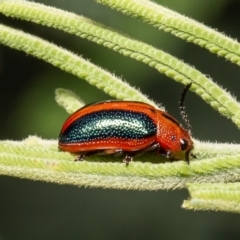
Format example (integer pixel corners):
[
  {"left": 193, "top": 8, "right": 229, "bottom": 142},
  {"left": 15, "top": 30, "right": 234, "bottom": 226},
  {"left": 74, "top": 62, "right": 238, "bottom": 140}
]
[{"left": 58, "top": 84, "right": 194, "bottom": 164}]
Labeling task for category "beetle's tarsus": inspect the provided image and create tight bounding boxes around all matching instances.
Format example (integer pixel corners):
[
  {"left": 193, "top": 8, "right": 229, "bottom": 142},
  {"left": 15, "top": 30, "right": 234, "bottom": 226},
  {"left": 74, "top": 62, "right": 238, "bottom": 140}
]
[
  {"left": 123, "top": 155, "right": 133, "bottom": 166},
  {"left": 75, "top": 155, "right": 85, "bottom": 161}
]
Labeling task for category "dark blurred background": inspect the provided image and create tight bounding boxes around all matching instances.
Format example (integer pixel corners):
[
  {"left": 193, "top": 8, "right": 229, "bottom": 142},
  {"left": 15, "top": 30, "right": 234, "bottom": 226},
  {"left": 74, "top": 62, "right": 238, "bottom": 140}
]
[{"left": 1, "top": 0, "right": 240, "bottom": 239}]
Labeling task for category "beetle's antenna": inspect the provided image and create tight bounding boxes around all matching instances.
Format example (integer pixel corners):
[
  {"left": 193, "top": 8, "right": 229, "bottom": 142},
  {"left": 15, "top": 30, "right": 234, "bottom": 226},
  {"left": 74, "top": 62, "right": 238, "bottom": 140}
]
[{"left": 179, "top": 83, "right": 192, "bottom": 135}]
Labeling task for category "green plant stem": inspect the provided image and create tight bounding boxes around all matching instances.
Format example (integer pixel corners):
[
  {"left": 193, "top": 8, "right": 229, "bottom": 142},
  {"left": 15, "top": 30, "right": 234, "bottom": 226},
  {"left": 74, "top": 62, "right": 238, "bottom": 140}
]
[
  {"left": 1, "top": 0, "right": 240, "bottom": 127},
  {"left": 1, "top": 137, "right": 240, "bottom": 190},
  {"left": 55, "top": 88, "right": 85, "bottom": 114},
  {"left": 96, "top": 0, "right": 240, "bottom": 66},
  {"left": 1, "top": 0, "right": 240, "bottom": 213},
  {"left": 0, "top": 23, "right": 157, "bottom": 107},
  {"left": 183, "top": 183, "right": 240, "bottom": 213}
]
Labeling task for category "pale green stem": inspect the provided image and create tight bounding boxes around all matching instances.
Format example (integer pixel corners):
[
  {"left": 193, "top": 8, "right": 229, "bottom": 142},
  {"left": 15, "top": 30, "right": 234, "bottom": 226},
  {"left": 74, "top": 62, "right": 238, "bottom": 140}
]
[
  {"left": 0, "top": 0, "right": 240, "bottom": 127},
  {"left": 193, "top": 140, "right": 240, "bottom": 159},
  {"left": 96, "top": 0, "right": 240, "bottom": 66},
  {"left": 1, "top": 136, "right": 240, "bottom": 191},
  {"left": 55, "top": 88, "right": 85, "bottom": 114},
  {"left": 0, "top": 23, "right": 157, "bottom": 108},
  {"left": 183, "top": 183, "right": 240, "bottom": 213}
]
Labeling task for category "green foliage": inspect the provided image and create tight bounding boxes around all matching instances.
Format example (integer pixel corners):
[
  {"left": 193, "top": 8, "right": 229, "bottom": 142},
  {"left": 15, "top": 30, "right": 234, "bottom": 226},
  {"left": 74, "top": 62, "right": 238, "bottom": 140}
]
[{"left": 0, "top": 0, "right": 240, "bottom": 213}]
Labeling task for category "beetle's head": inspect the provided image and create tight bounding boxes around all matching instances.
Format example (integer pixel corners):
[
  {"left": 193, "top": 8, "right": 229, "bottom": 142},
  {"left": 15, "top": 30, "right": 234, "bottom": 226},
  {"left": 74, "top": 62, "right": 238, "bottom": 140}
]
[{"left": 156, "top": 111, "right": 194, "bottom": 164}]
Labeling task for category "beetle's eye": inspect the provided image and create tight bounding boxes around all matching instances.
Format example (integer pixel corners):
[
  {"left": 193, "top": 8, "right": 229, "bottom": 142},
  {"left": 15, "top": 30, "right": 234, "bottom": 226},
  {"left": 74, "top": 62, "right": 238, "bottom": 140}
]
[{"left": 180, "top": 138, "right": 188, "bottom": 150}]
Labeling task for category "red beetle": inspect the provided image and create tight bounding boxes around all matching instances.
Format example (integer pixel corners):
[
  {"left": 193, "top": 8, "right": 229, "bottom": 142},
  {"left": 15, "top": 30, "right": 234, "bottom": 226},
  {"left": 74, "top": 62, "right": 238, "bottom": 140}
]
[{"left": 59, "top": 84, "right": 193, "bottom": 164}]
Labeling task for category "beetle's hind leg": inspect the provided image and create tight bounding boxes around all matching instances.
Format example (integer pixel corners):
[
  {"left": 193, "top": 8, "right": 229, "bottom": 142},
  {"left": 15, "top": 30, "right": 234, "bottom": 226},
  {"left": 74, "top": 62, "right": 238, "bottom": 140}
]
[
  {"left": 123, "top": 154, "right": 133, "bottom": 166},
  {"left": 98, "top": 149, "right": 134, "bottom": 166},
  {"left": 75, "top": 149, "right": 134, "bottom": 166},
  {"left": 75, "top": 149, "right": 124, "bottom": 162},
  {"left": 75, "top": 151, "right": 98, "bottom": 161}
]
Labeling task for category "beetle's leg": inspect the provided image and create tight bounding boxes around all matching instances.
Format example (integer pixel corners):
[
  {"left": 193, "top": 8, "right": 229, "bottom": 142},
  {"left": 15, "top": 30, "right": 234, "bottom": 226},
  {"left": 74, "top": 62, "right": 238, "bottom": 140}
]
[
  {"left": 130, "top": 143, "right": 160, "bottom": 155},
  {"left": 103, "top": 149, "right": 124, "bottom": 156},
  {"left": 145, "top": 143, "right": 160, "bottom": 152},
  {"left": 75, "top": 149, "right": 124, "bottom": 161},
  {"left": 75, "top": 155, "right": 85, "bottom": 161},
  {"left": 158, "top": 149, "right": 172, "bottom": 159},
  {"left": 122, "top": 143, "right": 161, "bottom": 166},
  {"left": 75, "top": 151, "right": 98, "bottom": 161},
  {"left": 123, "top": 154, "right": 133, "bottom": 166},
  {"left": 105, "top": 149, "right": 134, "bottom": 165}
]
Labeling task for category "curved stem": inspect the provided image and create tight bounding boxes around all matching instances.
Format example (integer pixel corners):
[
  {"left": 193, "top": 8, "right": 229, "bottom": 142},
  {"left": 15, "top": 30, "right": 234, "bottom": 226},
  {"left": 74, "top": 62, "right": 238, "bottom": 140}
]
[{"left": 0, "top": 0, "right": 240, "bottom": 127}]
